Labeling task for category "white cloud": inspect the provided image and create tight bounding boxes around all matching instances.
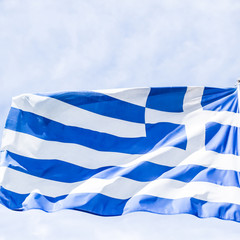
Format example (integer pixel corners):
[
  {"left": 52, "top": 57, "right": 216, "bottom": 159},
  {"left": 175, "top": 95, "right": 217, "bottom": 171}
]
[{"left": 1, "top": 0, "right": 240, "bottom": 98}]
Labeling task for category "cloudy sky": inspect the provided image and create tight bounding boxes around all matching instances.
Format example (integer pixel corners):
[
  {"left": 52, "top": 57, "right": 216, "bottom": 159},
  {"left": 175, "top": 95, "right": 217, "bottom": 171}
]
[{"left": 1, "top": 0, "right": 240, "bottom": 239}]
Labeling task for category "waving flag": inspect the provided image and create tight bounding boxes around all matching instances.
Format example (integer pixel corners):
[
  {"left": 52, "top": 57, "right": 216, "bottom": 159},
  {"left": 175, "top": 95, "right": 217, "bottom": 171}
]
[{"left": 0, "top": 87, "right": 240, "bottom": 222}]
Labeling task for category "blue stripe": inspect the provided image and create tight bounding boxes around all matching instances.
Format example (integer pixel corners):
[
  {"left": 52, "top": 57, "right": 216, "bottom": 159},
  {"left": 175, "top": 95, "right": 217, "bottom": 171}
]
[
  {"left": 1, "top": 187, "right": 240, "bottom": 222},
  {"left": 39, "top": 91, "right": 145, "bottom": 123},
  {"left": 146, "top": 87, "right": 187, "bottom": 112},
  {"left": 5, "top": 108, "right": 187, "bottom": 154},
  {"left": 125, "top": 195, "right": 240, "bottom": 222},
  {"left": 4, "top": 151, "right": 172, "bottom": 183},
  {"left": 5, "top": 151, "right": 240, "bottom": 187},
  {"left": 205, "top": 122, "right": 240, "bottom": 156},
  {"left": 201, "top": 87, "right": 239, "bottom": 113},
  {"left": 161, "top": 164, "right": 240, "bottom": 187}
]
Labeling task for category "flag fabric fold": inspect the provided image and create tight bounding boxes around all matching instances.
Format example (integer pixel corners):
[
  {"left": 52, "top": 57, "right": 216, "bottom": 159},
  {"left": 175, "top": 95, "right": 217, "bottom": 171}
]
[{"left": 0, "top": 86, "right": 240, "bottom": 222}]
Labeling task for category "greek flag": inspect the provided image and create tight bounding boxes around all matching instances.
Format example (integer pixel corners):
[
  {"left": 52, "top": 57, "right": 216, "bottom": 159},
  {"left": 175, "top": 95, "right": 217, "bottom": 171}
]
[{"left": 0, "top": 87, "right": 240, "bottom": 222}]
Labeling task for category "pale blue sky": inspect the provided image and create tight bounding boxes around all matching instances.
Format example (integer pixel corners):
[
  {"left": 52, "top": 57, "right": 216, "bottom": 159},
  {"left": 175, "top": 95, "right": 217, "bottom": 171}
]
[{"left": 1, "top": 0, "right": 240, "bottom": 239}]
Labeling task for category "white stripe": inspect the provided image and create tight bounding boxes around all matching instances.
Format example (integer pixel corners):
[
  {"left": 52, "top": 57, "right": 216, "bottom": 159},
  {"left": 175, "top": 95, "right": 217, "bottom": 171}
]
[
  {"left": 1, "top": 167, "right": 240, "bottom": 205},
  {"left": 11, "top": 94, "right": 146, "bottom": 138},
  {"left": 1, "top": 130, "right": 141, "bottom": 169},
  {"left": 93, "top": 88, "right": 151, "bottom": 107},
  {"left": 130, "top": 147, "right": 240, "bottom": 173},
  {"left": 178, "top": 149, "right": 240, "bottom": 171},
  {"left": 183, "top": 87, "right": 205, "bottom": 151},
  {"left": 135, "top": 178, "right": 240, "bottom": 205},
  {"left": 146, "top": 108, "right": 240, "bottom": 127},
  {"left": 183, "top": 87, "right": 204, "bottom": 112},
  {"left": 145, "top": 108, "right": 184, "bottom": 124}
]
